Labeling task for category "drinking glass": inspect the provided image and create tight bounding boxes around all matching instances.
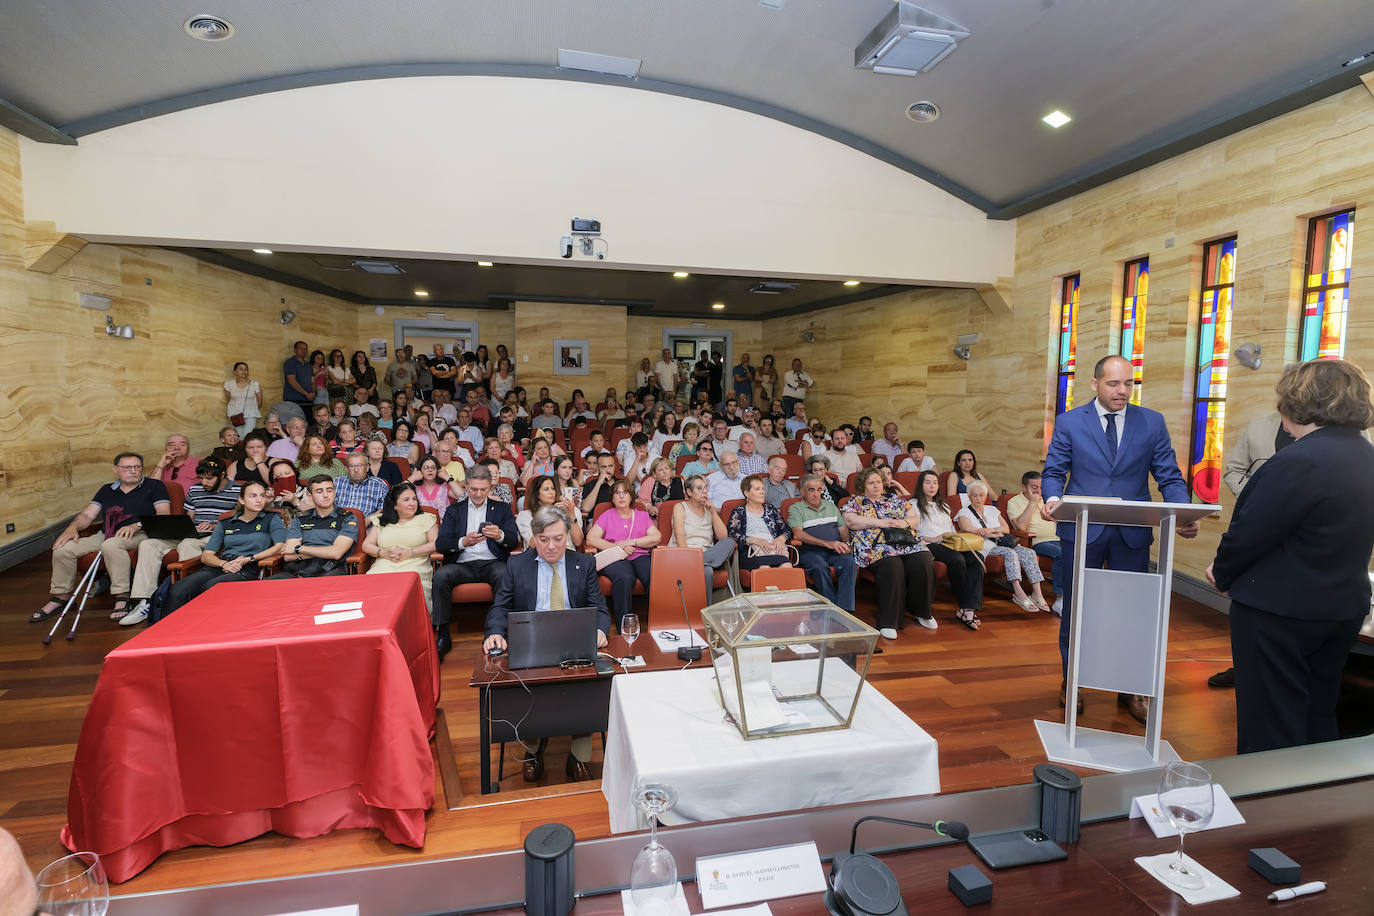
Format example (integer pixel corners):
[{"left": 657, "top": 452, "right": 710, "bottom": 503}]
[
  {"left": 621, "top": 613, "right": 641, "bottom": 660},
  {"left": 36, "top": 851, "right": 109, "bottom": 916},
  {"left": 630, "top": 782, "right": 679, "bottom": 912},
  {"left": 719, "top": 608, "right": 744, "bottom": 641},
  {"left": 1154, "top": 761, "right": 1215, "bottom": 890}
]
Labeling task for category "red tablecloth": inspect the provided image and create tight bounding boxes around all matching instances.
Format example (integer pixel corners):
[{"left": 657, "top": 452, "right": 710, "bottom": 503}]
[{"left": 60, "top": 573, "right": 440, "bottom": 883}]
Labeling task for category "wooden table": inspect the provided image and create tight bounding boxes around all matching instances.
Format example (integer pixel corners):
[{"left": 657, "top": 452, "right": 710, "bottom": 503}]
[{"left": 468, "top": 631, "right": 696, "bottom": 793}]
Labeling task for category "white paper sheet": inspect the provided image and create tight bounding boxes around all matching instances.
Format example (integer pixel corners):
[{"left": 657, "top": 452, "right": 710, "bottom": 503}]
[
  {"left": 652, "top": 627, "right": 705, "bottom": 649},
  {"left": 1129, "top": 784, "right": 1245, "bottom": 838},
  {"left": 696, "top": 842, "right": 826, "bottom": 909},
  {"left": 1133, "top": 853, "right": 1240, "bottom": 904},
  {"left": 314, "top": 608, "right": 365, "bottom": 625}
]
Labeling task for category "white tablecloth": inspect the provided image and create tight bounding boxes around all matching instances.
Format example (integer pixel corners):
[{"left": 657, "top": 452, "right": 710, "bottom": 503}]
[{"left": 601, "top": 661, "right": 940, "bottom": 832}]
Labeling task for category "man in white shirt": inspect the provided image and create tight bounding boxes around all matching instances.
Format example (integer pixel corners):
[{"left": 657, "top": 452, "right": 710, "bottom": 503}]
[
  {"left": 431, "top": 388, "right": 458, "bottom": 427},
  {"left": 266, "top": 417, "right": 307, "bottom": 463},
  {"left": 871, "top": 423, "right": 905, "bottom": 464},
  {"left": 653, "top": 348, "right": 679, "bottom": 394},
  {"left": 896, "top": 439, "right": 936, "bottom": 474},
  {"left": 450, "top": 407, "right": 484, "bottom": 452},
  {"left": 821, "top": 427, "right": 861, "bottom": 480},
  {"left": 707, "top": 451, "right": 745, "bottom": 508},
  {"left": 615, "top": 418, "right": 646, "bottom": 466},
  {"left": 781, "top": 358, "right": 813, "bottom": 418}
]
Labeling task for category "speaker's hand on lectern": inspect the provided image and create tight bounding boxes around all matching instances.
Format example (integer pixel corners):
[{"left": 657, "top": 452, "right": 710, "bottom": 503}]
[
  {"left": 1040, "top": 497, "right": 1059, "bottom": 523},
  {"left": 1177, "top": 521, "right": 1199, "bottom": 539}
]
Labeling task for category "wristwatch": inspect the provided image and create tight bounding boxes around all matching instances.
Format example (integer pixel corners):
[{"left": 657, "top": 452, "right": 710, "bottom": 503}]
[{"left": 294, "top": 544, "right": 302, "bottom": 555}]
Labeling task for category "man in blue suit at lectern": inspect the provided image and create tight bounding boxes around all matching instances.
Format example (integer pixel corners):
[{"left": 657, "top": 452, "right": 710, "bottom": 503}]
[{"left": 1040, "top": 355, "right": 1198, "bottom": 722}]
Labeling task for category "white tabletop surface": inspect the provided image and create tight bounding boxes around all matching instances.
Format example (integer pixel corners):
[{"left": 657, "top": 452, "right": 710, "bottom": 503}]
[{"left": 601, "top": 661, "right": 940, "bottom": 832}]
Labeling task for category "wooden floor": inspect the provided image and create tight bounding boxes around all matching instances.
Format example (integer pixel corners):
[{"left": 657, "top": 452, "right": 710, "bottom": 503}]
[{"left": 0, "top": 553, "right": 1240, "bottom": 895}]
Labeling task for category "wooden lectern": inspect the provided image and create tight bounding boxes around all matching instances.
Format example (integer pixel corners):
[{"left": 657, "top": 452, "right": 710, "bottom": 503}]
[{"left": 1034, "top": 496, "right": 1220, "bottom": 773}]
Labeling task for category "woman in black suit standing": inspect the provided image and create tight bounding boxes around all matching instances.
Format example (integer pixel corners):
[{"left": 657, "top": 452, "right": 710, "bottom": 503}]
[{"left": 1208, "top": 359, "right": 1374, "bottom": 754}]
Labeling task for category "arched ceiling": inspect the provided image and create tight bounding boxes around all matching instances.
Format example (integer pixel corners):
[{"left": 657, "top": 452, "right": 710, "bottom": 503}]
[{"left": 1, "top": 0, "right": 1371, "bottom": 218}]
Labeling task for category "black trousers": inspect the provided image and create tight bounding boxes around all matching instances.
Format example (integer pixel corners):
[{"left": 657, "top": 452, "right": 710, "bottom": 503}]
[
  {"left": 601, "top": 555, "right": 652, "bottom": 623},
  {"left": 270, "top": 557, "right": 346, "bottom": 580},
  {"left": 926, "top": 543, "right": 984, "bottom": 610},
  {"left": 161, "top": 566, "right": 258, "bottom": 620},
  {"left": 868, "top": 552, "right": 934, "bottom": 630},
  {"left": 432, "top": 558, "right": 506, "bottom": 627},
  {"left": 1229, "top": 600, "right": 1363, "bottom": 755}
]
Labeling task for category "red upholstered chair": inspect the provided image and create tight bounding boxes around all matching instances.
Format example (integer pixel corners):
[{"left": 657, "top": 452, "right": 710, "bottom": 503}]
[
  {"left": 654, "top": 500, "right": 732, "bottom": 596},
  {"left": 675, "top": 455, "right": 695, "bottom": 475},
  {"left": 844, "top": 472, "right": 860, "bottom": 495},
  {"left": 783, "top": 440, "right": 802, "bottom": 456},
  {"left": 647, "top": 547, "right": 710, "bottom": 631},
  {"left": 780, "top": 453, "right": 805, "bottom": 477},
  {"left": 658, "top": 438, "right": 682, "bottom": 458},
  {"left": 938, "top": 470, "right": 954, "bottom": 494},
  {"left": 610, "top": 428, "right": 631, "bottom": 451},
  {"left": 749, "top": 566, "right": 805, "bottom": 592},
  {"left": 893, "top": 471, "right": 920, "bottom": 496},
  {"left": 385, "top": 456, "right": 411, "bottom": 479}
]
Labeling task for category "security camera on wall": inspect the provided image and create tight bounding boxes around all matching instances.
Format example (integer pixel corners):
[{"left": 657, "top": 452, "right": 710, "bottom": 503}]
[{"left": 559, "top": 235, "right": 573, "bottom": 259}]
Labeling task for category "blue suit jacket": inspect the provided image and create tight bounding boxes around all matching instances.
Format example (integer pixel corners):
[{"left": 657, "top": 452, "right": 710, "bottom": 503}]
[
  {"left": 1041, "top": 402, "right": 1188, "bottom": 547},
  {"left": 484, "top": 549, "right": 611, "bottom": 638},
  {"left": 435, "top": 498, "right": 520, "bottom": 561}
]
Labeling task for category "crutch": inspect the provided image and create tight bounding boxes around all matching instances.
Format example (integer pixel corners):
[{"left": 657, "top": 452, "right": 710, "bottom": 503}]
[{"left": 44, "top": 552, "right": 103, "bottom": 645}]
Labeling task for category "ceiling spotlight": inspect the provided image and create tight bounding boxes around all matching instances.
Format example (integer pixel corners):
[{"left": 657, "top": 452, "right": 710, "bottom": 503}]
[
  {"left": 414, "top": 289, "right": 430, "bottom": 297},
  {"left": 252, "top": 248, "right": 273, "bottom": 255},
  {"left": 280, "top": 309, "right": 297, "bottom": 325},
  {"left": 1233, "top": 342, "right": 1262, "bottom": 370},
  {"left": 1042, "top": 109, "right": 1072, "bottom": 128},
  {"left": 184, "top": 15, "right": 235, "bottom": 41},
  {"left": 673, "top": 271, "right": 690, "bottom": 279},
  {"left": 952, "top": 344, "right": 971, "bottom": 360},
  {"left": 844, "top": 280, "right": 861, "bottom": 287},
  {"left": 105, "top": 316, "right": 135, "bottom": 339},
  {"left": 711, "top": 303, "right": 726, "bottom": 310},
  {"left": 477, "top": 261, "right": 493, "bottom": 268}
]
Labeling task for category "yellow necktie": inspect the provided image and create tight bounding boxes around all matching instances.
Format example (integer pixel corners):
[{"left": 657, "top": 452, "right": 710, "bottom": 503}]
[{"left": 549, "top": 560, "right": 566, "bottom": 610}]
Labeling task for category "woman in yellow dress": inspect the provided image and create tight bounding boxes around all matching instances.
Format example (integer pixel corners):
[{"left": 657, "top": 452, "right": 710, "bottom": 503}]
[{"left": 362, "top": 482, "right": 439, "bottom": 613}]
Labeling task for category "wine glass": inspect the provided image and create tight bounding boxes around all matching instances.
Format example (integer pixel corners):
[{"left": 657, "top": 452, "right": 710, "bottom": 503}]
[
  {"left": 1154, "top": 761, "right": 1215, "bottom": 890},
  {"left": 630, "top": 782, "right": 679, "bottom": 911},
  {"left": 621, "top": 613, "right": 641, "bottom": 661},
  {"left": 36, "top": 851, "right": 109, "bottom": 916},
  {"left": 719, "top": 608, "right": 744, "bottom": 641}
]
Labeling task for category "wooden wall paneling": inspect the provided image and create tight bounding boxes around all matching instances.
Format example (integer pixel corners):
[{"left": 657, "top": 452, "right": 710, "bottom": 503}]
[
  {"left": 354, "top": 305, "right": 515, "bottom": 399},
  {"left": 513, "top": 301, "right": 627, "bottom": 403},
  {"left": 624, "top": 315, "right": 765, "bottom": 399}
]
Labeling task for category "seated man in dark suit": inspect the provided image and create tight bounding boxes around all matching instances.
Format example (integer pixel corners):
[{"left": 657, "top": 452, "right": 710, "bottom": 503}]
[
  {"left": 483, "top": 507, "right": 610, "bottom": 783},
  {"left": 432, "top": 464, "right": 520, "bottom": 659}
]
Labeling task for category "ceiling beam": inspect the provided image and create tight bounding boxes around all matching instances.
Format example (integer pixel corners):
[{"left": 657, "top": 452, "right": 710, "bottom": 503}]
[{"left": 0, "top": 97, "right": 76, "bottom": 145}]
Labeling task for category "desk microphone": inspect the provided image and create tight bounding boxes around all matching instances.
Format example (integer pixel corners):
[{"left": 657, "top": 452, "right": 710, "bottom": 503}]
[
  {"left": 675, "top": 579, "right": 702, "bottom": 662},
  {"left": 826, "top": 816, "right": 968, "bottom": 916}
]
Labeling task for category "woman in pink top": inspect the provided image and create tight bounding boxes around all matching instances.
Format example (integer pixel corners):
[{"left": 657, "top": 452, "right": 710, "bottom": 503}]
[
  {"left": 413, "top": 455, "right": 451, "bottom": 515},
  {"left": 585, "top": 479, "right": 661, "bottom": 623}
]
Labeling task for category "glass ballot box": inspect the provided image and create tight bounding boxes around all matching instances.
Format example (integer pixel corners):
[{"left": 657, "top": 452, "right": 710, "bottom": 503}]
[{"left": 700, "top": 588, "right": 878, "bottom": 740}]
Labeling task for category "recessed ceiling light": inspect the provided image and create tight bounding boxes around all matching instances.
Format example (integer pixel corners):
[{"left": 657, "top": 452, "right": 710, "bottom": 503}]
[
  {"left": 414, "top": 289, "right": 429, "bottom": 297},
  {"left": 252, "top": 248, "right": 272, "bottom": 255},
  {"left": 844, "top": 280, "right": 861, "bottom": 287},
  {"left": 477, "top": 261, "right": 493, "bottom": 268},
  {"left": 184, "top": 15, "right": 234, "bottom": 41},
  {"left": 1042, "top": 109, "right": 1072, "bottom": 128},
  {"left": 711, "top": 303, "right": 726, "bottom": 310},
  {"left": 673, "top": 271, "right": 690, "bottom": 279}
]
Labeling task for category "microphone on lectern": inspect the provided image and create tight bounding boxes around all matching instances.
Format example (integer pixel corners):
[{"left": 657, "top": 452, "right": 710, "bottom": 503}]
[{"left": 675, "top": 579, "right": 702, "bottom": 662}]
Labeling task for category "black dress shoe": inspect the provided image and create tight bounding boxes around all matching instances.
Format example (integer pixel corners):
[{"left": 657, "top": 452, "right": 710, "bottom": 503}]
[
  {"left": 1059, "top": 680, "right": 1084, "bottom": 715},
  {"left": 1207, "top": 667, "right": 1235, "bottom": 688},
  {"left": 523, "top": 749, "right": 545, "bottom": 782},
  {"left": 434, "top": 626, "right": 452, "bottom": 662},
  {"left": 1118, "top": 692, "right": 1148, "bottom": 724},
  {"left": 565, "top": 755, "right": 591, "bottom": 782}
]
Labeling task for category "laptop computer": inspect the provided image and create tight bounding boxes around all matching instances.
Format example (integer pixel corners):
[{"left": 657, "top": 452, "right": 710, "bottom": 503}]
[
  {"left": 139, "top": 515, "right": 203, "bottom": 540},
  {"left": 506, "top": 608, "right": 599, "bottom": 670}
]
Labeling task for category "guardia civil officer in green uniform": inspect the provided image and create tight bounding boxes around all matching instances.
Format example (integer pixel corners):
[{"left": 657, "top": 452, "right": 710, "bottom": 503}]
[
  {"left": 272, "top": 475, "right": 359, "bottom": 578},
  {"left": 160, "top": 480, "right": 286, "bottom": 618}
]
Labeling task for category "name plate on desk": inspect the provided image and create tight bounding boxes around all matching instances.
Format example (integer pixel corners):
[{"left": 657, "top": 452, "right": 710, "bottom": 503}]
[{"left": 696, "top": 842, "right": 827, "bottom": 909}]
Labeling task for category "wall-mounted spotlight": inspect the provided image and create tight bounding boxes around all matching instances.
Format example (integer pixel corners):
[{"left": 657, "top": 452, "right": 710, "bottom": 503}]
[
  {"left": 105, "top": 316, "right": 134, "bottom": 339},
  {"left": 801, "top": 330, "right": 816, "bottom": 343},
  {"left": 1233, "top": 342, "right": 1262, "bottom": 370},
  {"left": 952, "top": 344, "right": 971, "bottom": 360},
  {"left": 280, "top": 309, "right": 297, "bottom": 325},
  {"left": 953, "top": 332, "right": 977, "bottom": 360}
]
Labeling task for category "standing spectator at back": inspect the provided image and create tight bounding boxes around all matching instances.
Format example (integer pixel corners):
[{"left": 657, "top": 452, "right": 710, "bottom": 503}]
[
  {"left": 781, "top": 358, "right": 813, "bottom": 418},
  {"left": 732, "top": 352, "right": 755, "bottom": 404},
  {"left": 384, "top": 347, "right": 417, "bottom": 397},
  {"left": 654, "top": 348, "right": 679, "bottom": 394},
  {"left": 428, "top": 344, "right": 457, "bottom": 399},
  {"left": 282, "top": 340, "right": 314, "bottom": 411}
]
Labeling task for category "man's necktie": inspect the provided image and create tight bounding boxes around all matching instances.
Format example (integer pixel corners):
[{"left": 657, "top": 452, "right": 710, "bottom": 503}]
[
  {"left": 549, "top": 561, "right": 566, "bottom": 610},
  {"left": 1104, "top": 412, "right": 1119, "bottom": 463}
]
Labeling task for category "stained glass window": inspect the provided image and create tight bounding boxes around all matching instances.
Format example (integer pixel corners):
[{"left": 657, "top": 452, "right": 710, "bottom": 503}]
[
  {"left": 1299, "top": 208, "right": 1354, "bottom": 361},
  {"left": 1119, "top": 258, "right": 1148, "bottom": 405},
  {"left": 1188, "top": 238, "right": 1236, "bottom": 504},
  {"left": 1055, "top": 274, "right": 1079, "bottom": 415}
]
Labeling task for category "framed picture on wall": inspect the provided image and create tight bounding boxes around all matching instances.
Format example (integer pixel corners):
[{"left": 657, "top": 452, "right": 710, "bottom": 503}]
[
  {"left": 369, "top": 338, "right": 389, "bottom": 359},
  {"left": 553, "top": 339, "right": 590, "bottom": 376}
]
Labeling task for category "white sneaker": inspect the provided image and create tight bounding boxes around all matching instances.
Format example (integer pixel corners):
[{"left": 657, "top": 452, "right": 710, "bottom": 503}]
[
  {"left": 916, "top": 616, "right": 938, "bottom": 630},
  {"left": 1050, "top": 597, "right": 1063, "bottom": 617},
  {"left": 879, "top": 627, "right": 898, "bottom": 640},
  {"left": 118, "top": 600, "right": 149, "bottom": 627}
]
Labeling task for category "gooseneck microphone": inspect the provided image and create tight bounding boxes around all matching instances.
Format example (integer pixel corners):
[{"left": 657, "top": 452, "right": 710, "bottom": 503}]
[
  {"left": 826, "top": 815, "right": 969, "bottom": 916},
  {"left": 675, "top": 579, "right": 703, "bottom": 662}
]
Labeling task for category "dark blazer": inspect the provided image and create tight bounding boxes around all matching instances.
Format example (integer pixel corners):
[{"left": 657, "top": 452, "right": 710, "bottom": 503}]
[
  {"left": 435, "top": 498, "right": 520, "bottom": 561},
  {"left": 484, "top": 549, "right": 611, "bottom": 638},
  {"left": 1212, "top": 425, "right": 1374, "bottom": 621},
  {"left": 1041, "top": 401, "right": 1189, "bottom": 546}
]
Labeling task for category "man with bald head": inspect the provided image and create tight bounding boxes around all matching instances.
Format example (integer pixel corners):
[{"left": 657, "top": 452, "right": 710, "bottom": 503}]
[{"left": 1041, "top": 354, "right": 1198, "bottom": 721}]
